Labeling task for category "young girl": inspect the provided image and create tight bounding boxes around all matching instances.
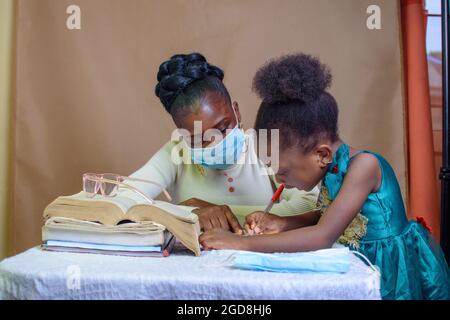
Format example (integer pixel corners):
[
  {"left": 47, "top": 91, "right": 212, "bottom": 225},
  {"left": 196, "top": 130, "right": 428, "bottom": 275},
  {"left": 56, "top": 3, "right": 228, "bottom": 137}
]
[{"left": 199, "top": 53, "right": 450, "bottom": 300}]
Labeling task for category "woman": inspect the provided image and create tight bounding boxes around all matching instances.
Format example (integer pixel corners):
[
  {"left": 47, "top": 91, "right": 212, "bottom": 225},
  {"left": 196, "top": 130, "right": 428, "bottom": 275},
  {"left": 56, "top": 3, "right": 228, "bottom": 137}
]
[{"left": 119, "top": 52, "right": 318, "bottom": 232}]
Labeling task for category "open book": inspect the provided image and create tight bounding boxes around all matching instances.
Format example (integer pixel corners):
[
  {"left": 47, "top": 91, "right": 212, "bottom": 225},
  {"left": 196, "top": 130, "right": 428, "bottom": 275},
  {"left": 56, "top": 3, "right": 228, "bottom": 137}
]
[{"left": 43, "top": 191, "right": 201, "bottom": 256}]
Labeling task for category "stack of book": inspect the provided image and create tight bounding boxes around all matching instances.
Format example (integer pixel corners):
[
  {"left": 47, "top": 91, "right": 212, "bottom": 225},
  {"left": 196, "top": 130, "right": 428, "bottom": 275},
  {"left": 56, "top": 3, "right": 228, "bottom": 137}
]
[
  {"left": 41, "top": 191, "right": 202, "bottom": 257},
  {"left": 42, "top": 216, "right": 175, "bottom": 257}
]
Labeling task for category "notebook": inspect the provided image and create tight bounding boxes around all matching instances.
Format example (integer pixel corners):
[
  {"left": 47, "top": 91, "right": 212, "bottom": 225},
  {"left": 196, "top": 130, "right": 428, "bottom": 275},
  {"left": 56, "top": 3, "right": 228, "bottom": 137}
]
[{"left": 42, "top": 234, "right": 176, "bottom": 258}]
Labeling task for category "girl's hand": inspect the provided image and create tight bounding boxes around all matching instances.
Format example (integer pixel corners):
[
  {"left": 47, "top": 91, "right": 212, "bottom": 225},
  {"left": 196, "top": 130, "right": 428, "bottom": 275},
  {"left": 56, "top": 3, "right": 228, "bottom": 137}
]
[
  {"left": 199, "top": 229, "right": 247, "bottom": 250},
  {"left": 244, "top": 211, "right": 285, "bottom": 235}
]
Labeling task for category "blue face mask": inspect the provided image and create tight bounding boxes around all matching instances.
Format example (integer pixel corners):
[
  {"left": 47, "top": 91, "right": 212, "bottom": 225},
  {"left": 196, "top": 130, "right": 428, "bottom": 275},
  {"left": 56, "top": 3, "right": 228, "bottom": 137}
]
[
  {"left": 188, "top": 111, "right": 245, "bottom": 170},
  {"left": 230, "top": 248, "right": 351, "bottom": 273}
]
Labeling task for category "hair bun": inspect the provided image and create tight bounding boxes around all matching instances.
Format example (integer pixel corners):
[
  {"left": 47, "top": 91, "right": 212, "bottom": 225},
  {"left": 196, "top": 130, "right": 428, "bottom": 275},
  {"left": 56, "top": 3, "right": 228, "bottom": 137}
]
[
  {"left": 252, "top": 53, "right": 332, "bottom": 104},
  {"left": 155, "top": 53, "right": 224, "bottom": 112}
]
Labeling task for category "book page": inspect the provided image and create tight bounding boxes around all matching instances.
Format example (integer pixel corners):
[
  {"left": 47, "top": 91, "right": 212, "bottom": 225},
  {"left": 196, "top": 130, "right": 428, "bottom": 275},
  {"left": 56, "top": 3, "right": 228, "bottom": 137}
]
[
  {"left": 60, "top": 191, "right": 197, "bottom": 222},
  {"left": 62, "top": 191, "right": 138, "bottom": 213},
  {"left": 45, "top": 216, "right": 165, "bottom": 233},
  {"left": 151, "top": 201, "right": 198, "bottom": 220}
]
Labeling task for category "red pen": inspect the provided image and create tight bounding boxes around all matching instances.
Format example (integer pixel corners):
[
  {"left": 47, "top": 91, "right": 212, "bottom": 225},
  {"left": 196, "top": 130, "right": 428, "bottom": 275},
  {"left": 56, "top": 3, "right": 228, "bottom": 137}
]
[
  {"left": 244, "top": 184, "right": 285, "bottom": 235},
  {"left": 263, "top": 184, "right": 285, "bottom": 214}
]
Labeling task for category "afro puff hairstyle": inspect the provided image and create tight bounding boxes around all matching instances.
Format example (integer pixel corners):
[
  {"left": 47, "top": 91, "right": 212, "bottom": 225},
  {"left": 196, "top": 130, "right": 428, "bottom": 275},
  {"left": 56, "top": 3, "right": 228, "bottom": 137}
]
[{"left": 253, "top": 53, "right": 339, "bottom": 152}]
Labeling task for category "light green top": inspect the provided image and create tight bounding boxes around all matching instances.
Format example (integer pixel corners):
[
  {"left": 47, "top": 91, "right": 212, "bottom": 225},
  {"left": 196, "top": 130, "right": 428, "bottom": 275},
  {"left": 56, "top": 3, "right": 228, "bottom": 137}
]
[{"left": 118, "top": 133, "right": 319, "bottom": 224}]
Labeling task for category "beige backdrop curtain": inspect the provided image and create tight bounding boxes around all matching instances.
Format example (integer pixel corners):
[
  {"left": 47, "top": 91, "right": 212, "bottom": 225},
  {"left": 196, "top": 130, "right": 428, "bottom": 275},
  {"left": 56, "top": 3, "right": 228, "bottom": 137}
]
[
  {"left": 9, "top": 0, "right": 407, "bottom": 255},
  {"left": 0, "top": 0, "right": 15, "bottom": 260}
]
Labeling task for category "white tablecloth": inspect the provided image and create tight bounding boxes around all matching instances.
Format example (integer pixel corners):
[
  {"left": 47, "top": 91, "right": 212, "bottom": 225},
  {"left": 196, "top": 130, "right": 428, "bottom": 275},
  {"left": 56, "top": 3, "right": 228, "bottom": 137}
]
[{"left": 0, "top": 246, "right": 380, "bottom": 300}]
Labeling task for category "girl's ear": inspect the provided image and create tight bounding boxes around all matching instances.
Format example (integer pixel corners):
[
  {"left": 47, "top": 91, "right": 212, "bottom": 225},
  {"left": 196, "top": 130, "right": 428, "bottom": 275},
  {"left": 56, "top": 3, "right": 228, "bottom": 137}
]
[
  {"left": 232, "top": 101, "right": 242, "bottom": 127},
  {"left": 316, "top": 144, "right": 333, "bottom": 168}
]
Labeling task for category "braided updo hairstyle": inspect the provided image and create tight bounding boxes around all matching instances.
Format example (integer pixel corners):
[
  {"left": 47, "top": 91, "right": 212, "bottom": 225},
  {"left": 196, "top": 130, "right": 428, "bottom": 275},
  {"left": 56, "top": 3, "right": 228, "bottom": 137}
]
[
  {"left": 253, "top": 53, "right": 339, "bottom": 153},
  {"left": 155, "top": 53, "right": 231, "bottom": 117}
]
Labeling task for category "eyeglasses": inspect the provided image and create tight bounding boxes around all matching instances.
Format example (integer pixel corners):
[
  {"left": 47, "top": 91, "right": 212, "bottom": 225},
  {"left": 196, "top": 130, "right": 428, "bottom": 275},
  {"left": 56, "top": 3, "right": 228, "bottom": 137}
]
[{"left": 82, "top": 173, "right": 172, "bottom": 204}]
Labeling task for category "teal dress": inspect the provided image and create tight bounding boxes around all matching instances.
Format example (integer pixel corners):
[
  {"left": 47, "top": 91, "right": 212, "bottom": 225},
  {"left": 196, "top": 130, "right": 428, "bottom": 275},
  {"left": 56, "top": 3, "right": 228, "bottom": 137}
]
[{"left": 318, "top": 143, "right": 450, "bottom": 300}]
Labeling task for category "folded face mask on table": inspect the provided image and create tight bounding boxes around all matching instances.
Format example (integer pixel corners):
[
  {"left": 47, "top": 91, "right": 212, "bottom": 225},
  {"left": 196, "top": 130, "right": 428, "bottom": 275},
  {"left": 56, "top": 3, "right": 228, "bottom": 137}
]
[{"left": 206, "top": 247, "right": 353, "bottom": 274}]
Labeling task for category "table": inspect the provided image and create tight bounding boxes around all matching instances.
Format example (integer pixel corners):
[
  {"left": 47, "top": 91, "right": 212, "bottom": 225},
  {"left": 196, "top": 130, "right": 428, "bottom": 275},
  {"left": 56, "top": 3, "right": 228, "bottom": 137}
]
[{"left": 0, "top": 246, "right": 381, "bottom": 300}]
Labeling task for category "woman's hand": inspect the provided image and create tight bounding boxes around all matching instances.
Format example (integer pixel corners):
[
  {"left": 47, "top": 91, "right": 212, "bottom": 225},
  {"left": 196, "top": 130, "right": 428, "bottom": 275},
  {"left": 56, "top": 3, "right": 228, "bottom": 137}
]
[
  {"left": 199, "top": 229, "right": 247, "bottom": 250},
  {"left": 192, "top": 205, "right": 243, "bottom": 234},
  {"left": 244, "top": 211, "right": 286, "bottom": 235},
  {"left": 179, "top": 197, "right": 215, "bottom": 209}
]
